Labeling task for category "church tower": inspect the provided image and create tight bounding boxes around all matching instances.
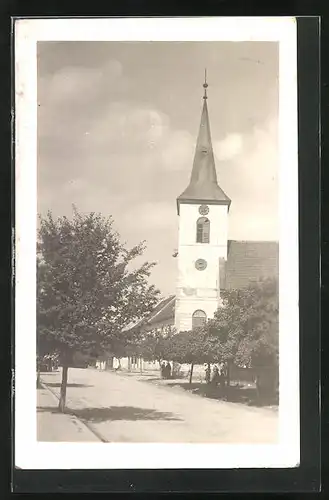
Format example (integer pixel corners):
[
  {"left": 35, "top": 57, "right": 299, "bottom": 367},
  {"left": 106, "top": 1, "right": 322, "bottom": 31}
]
[{"left": 174, "top": 73, "right": 231, "bottom": 333}]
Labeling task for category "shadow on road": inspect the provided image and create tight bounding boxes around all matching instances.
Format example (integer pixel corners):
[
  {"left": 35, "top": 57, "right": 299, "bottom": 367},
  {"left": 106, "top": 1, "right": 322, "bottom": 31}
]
[
  {"left": 163, "top": 382, "right": 278, "bottom": 408},
  {"left": 43, "top": 382, "right": 94, "bottom": 388},
  {"left": 37, "top": 405, "right": 183, "bottom": 422},
  {"left": 140, "top": 377, "right": 162, "bottom": 382}
]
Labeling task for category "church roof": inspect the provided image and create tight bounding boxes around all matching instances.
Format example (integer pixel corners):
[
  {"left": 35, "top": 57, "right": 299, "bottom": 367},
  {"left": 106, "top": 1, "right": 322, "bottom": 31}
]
[
  {"left": 122, "top": 295, "right": 175, "bottom": 332},
  {"left": 130, "top": 240, "right": 279, "bottom": 330},
  {"left": 223, "top": 240, "right": 279, "bottom": 290},
  {"left": 177, "top": 80, "right": 231, "bottom": 212},
  {"left": 147, "top": 295, "right": 176, "bottom": 326}
]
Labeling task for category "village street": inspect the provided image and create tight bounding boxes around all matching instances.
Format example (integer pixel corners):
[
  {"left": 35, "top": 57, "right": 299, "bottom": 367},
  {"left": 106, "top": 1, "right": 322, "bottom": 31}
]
[{"left": 38, "top": 368, "right": 278, "bottom": 444}]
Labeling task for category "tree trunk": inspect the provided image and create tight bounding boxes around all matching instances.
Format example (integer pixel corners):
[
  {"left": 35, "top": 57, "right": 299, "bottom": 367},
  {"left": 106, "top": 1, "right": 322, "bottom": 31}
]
[
  {"left": 37, "top": 369, "right": 40, "bottom": 387},
  {"left": 255, "top": 373, "right": 261, "bottom": 400},
  {"left": 58, "top": 364, "right": 69, "bottom": 413},
  {"left": 226, "top": 361, "right": 231, "bottom": 387},
  {"left": 189, "top": 363, "right": 194, "bottom": 385},
  {"left": 206, "top": 363, "right": 211, "bottom": 384}
]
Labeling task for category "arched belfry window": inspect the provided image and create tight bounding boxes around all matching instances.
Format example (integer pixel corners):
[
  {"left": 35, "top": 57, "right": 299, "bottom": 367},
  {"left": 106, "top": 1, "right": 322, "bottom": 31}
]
[
  {"left": 192, "top": 310, "right": 207, "bottom": 329},
  {"left": 196, "top": 217, "right": 210, "bottom": 243}
]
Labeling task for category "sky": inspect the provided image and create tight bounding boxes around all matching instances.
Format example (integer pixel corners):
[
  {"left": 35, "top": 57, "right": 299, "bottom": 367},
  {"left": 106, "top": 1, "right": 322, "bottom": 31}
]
[{"left": 37, "top": 41, "right": 279, "bottom": 296}]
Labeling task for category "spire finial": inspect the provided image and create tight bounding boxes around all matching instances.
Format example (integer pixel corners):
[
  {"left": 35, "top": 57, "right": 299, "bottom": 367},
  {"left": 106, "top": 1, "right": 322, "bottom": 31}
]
[{"left": 203, "top": 68, "right": 208, "bottom": 100}]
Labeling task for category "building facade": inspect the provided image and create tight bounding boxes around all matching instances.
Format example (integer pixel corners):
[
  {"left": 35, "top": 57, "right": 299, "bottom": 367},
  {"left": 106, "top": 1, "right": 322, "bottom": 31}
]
[
  {"left": 98, "top": 77, "right": 278, "bottom": 374},
  {"left": 175, "top": 77, "right": 231, "bottom": 332}
]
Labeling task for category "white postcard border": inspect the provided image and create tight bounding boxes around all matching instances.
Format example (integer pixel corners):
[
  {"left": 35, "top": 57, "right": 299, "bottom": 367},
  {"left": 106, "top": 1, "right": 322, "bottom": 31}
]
[{"left": 14, "top": 16, "right": 299, "bottom": 469}]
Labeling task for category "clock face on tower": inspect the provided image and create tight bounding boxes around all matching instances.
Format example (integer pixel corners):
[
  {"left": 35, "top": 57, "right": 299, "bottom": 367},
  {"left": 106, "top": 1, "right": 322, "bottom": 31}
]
[
  {"left": 195, "top": 258, "right": 207, "bottom": 271},
  {"left": 199, "top": 204, "right": 209, "bottom": 216}
]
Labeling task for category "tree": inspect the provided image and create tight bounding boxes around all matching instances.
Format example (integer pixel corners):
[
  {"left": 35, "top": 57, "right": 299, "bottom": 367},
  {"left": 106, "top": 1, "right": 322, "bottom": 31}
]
[
  {"left": 142, "top": 279, "right": 278, "bottom": 390},
  {"left": 167, "top": 327, "right": 217, "bottom": 384},
  {"left": 37, "top": 209, "right": 160, "bottom": 411},
  {"left": 207, "top": 277, "right": 279, "bottom": 388},
  {"left": 137, "top": 326, "right": 174, "bottom": 367}
]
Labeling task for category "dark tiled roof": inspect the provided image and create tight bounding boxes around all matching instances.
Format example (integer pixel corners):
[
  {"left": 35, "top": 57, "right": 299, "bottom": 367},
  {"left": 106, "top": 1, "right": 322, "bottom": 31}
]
[
  {"left": 224, "top": 240, "right": 279, "bottom": 290},
  {"left": 147, "top": 295, "right": 175, "bottom": 325},
  {"left": 122, "top": 317, "right": 144, "bottom": 332},
  {"left": 123, "top": 296, "right": 174, "bottom": 332}
]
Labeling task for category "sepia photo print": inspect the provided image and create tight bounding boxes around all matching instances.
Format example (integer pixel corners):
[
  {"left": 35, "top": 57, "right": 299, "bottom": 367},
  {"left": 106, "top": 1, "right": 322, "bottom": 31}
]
[{"left": 15, "top": 17, "right": 299, "bottom": 470}]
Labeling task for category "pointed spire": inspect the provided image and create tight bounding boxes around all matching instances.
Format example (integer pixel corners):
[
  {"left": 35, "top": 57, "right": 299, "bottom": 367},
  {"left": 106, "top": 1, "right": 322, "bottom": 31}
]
[
  {"left": 203, "top": 68, "right": 208, "bottom": 100},
  {"left": 177, "top": 74, "right": 231, "bottom": 213}
]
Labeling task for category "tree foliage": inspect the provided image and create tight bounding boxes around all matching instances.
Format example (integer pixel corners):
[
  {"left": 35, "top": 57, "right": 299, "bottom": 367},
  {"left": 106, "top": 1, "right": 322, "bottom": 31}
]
[
  {"left": 161, "top": 278, "right": 279, "bottom": 373},
  {"left": 37, "top": 209, "right": 160, "bottom": 409},
  {"left": 167, "top": 328, "right": 216, "bottom": 365},
  {"left": 207, "top": 277, "right": 279, "bottom": 368},
  {"left": 37, "top": 209, "right": 160, "bottom": 359},
  {"left": 135, "top": 326, "right": 175, "bottom": 364}
]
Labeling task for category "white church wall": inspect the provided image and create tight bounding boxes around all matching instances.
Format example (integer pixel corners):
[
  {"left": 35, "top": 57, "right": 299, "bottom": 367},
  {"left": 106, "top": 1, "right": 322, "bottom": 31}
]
[
  {"left": 175, "top": 297, "right": 219, "bottom": 331},
  {"left": 175, "top": 203, "right": 229, "bottom": 332},
  {"left": 178, "top": 203, "right": 228, "bottom": 255},
  {"left": 110, "top": 357, "right": 160, "bottom": 373}
]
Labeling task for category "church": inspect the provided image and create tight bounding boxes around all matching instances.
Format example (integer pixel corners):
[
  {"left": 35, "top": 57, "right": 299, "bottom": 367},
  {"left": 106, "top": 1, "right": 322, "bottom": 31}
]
[{"left": 99, "top": 77, "right": 278, "bottom": 373}]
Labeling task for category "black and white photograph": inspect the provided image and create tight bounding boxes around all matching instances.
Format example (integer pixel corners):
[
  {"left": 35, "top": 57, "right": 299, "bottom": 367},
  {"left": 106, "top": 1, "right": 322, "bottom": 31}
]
[{"left": 14, "top": 17, "right": 299, "bottom": 470}]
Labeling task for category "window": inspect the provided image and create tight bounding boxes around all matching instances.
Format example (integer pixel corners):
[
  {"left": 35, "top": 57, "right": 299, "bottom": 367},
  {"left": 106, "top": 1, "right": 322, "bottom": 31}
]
[
  {"left": 196, "top": 217, "right": 210, "bottom": 243},
  {"left": 192, "top": 310, "right": 207, "bottom": 329}
]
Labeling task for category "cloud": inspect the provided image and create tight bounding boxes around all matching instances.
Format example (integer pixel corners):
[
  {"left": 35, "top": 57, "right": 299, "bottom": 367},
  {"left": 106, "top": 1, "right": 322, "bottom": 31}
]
[
  {"left": 214, "top": 133, "right": 243, "bottom": 161},
  {"left": 122, "top": 202, "right": 176, "bottom": 230},
  {"left": 39, "top": 59, "right": 123, "bottom": 106},
  {"left": 88, "top": 103, "right": 170, "bottom": 152},
  {"left": 161, "top": 129, "right": 195, "bottom": 172},
  {"left": 235, "top": 117, "right": 277, "bottom": 196},
  {"left": 217, "top": 117, "right": 278, "bottom": 240},
  {"left": 37, "top": 43, "right": 279, "bottom": 295},
  {"left": 38, "top": 59, "right": 124, "bottom": 141},
  {"left": 62, "top": 178, "right": 89, "bottom": 193},
  {"left": 38, "top": 58, "right": 196, "bottom": 208}
]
